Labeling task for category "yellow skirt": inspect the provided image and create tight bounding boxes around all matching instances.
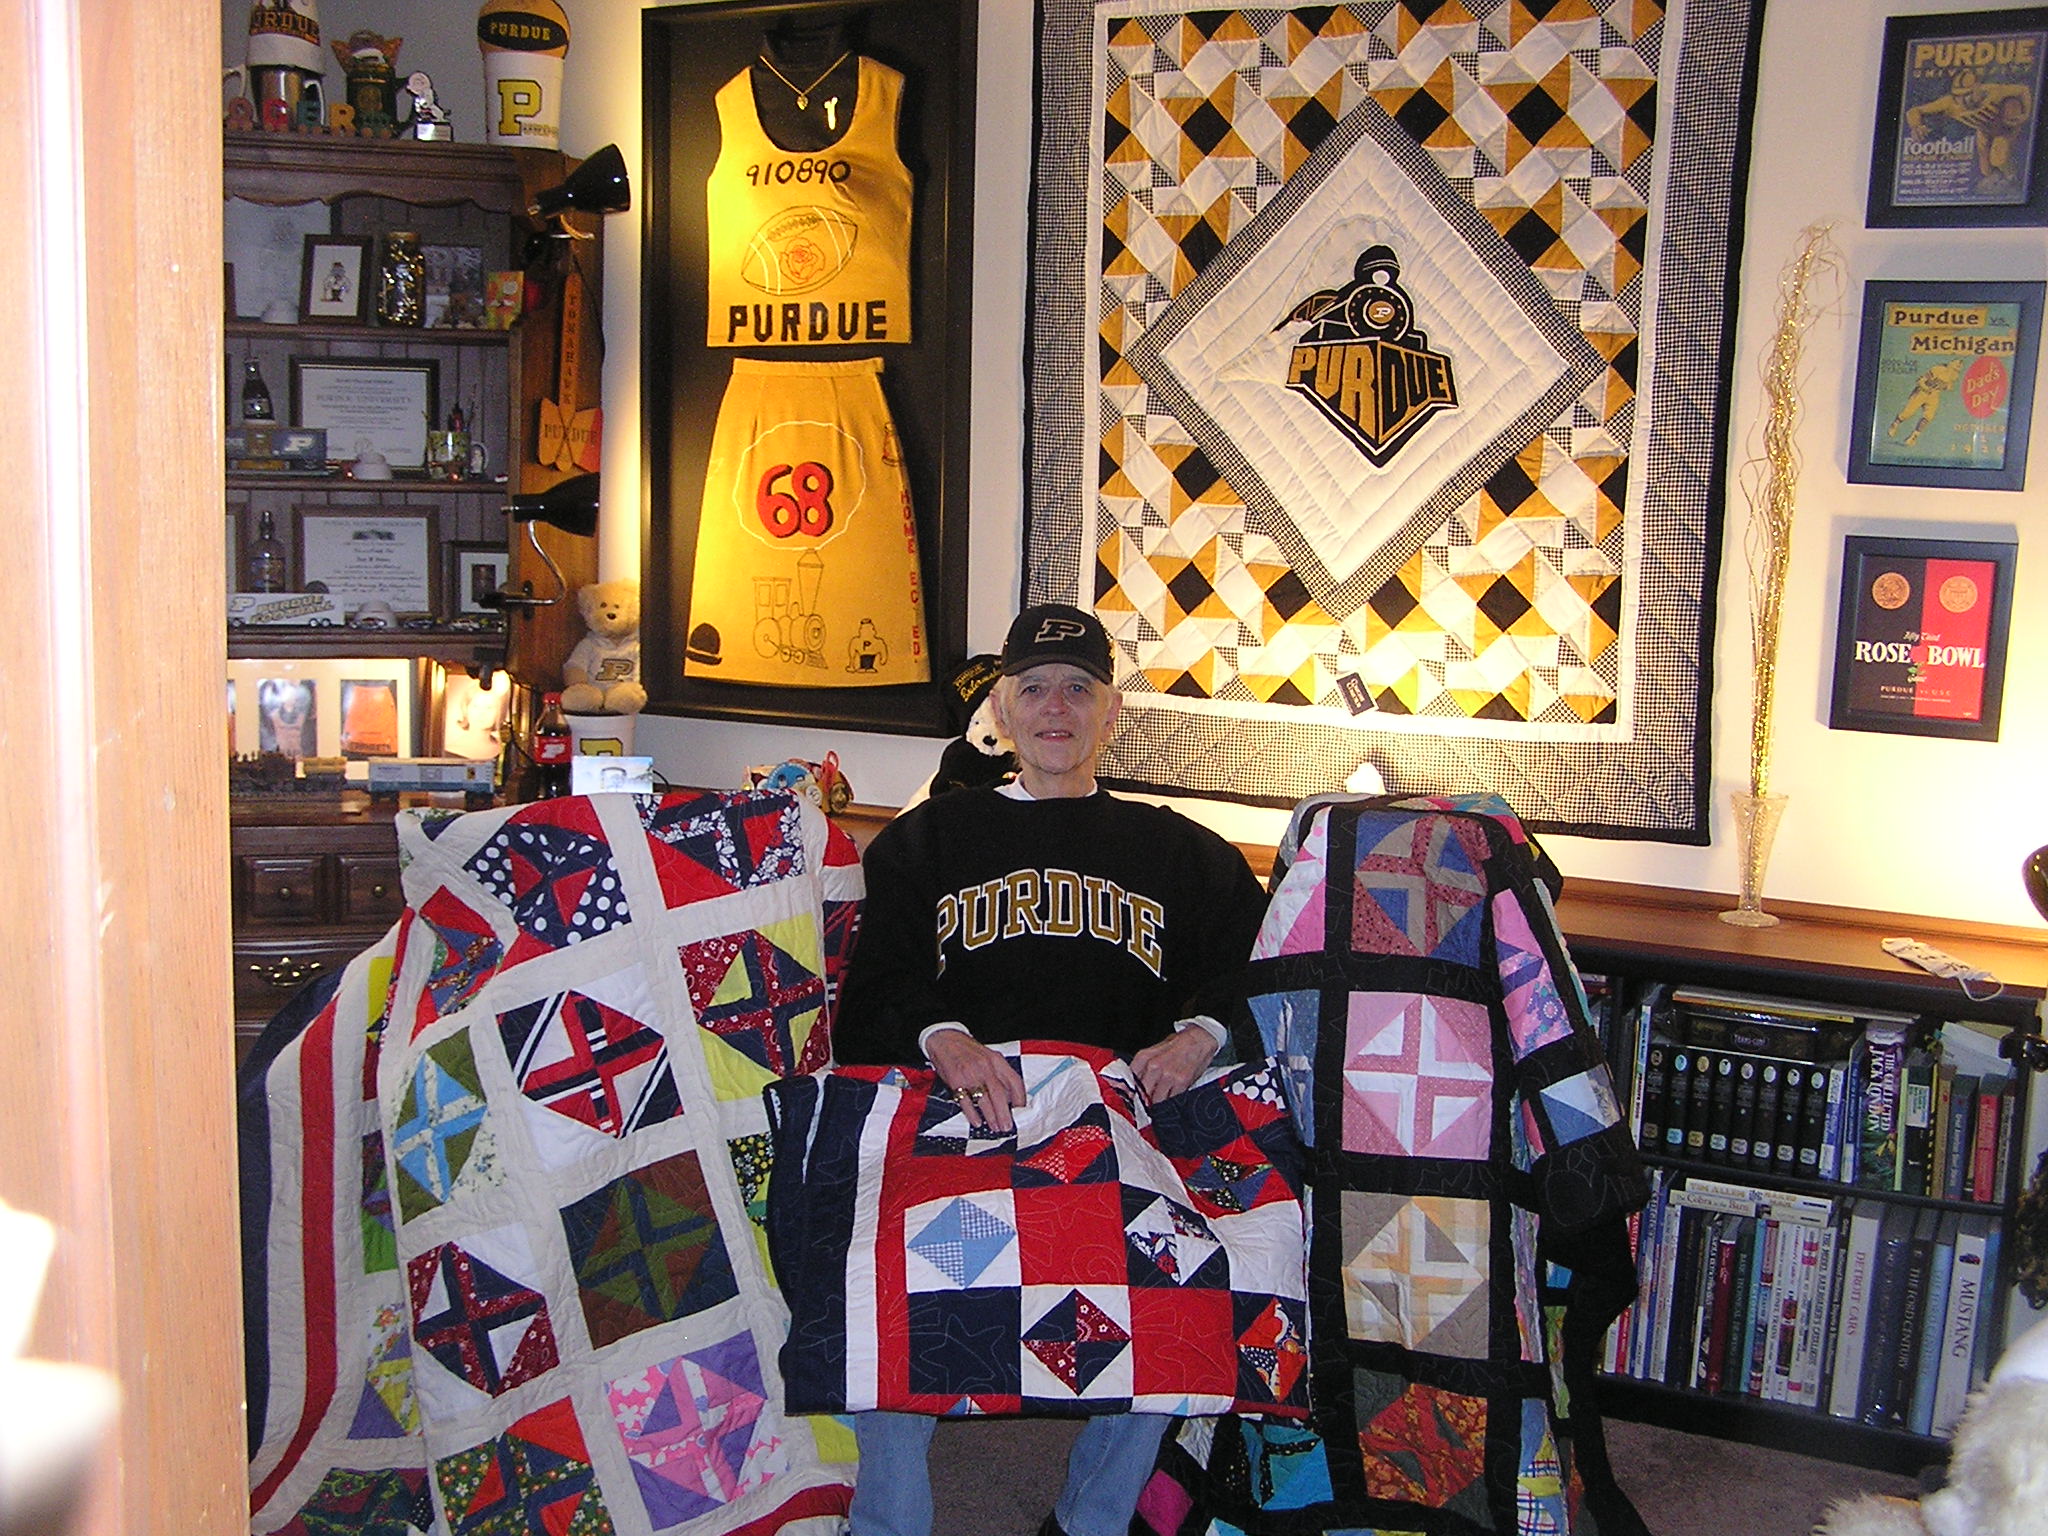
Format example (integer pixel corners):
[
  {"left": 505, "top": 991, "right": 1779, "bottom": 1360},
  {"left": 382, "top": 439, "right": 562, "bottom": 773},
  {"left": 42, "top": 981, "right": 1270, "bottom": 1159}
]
[{"left": 684, "top": 357, "right": 928, "bottom": 687}]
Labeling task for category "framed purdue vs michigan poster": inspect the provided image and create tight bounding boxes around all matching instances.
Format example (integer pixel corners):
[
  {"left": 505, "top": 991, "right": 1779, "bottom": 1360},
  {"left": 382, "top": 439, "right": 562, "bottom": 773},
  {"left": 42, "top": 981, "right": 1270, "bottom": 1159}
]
[{"left": 1828, "top": 535, "right": 2016, "bottom": 742}]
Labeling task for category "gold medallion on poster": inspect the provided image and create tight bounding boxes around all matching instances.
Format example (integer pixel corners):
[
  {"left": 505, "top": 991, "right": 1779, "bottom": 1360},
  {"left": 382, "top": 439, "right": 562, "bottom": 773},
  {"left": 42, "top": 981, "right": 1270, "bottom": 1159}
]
[{"left": 684, "top": 357, "right": 927, "bottom": 688}]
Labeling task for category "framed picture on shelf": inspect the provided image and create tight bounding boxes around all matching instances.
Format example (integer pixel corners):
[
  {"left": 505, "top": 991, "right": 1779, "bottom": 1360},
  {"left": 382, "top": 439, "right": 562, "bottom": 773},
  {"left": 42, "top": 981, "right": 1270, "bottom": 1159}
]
[
  {"left": 423, "top": 242, "right": 487, "bottom": 327},
  {"left": 338, "top": 677, "right": 402, "bottom": 758},
  {"left": 224, "top": 196, "right": 329, "bottom": 320},
  {"left": 229, "top": 656, "right": 418, "bottom": 766},
  {"left": 1867, "top": 6, "right": 2048, "bottom": 227},
  {"left": 1847, "top": 279, "right": 2042, "bottom": 490},
  {"left": 290, "top": 356, "right": 439, "bottom": 471},
  {"left": 1828, "top": 534, "right": 2016, "bottom": 742},
  {"left": 299, "top": 235, "right": 372, "bottom": 323},
  {"left": 448, "top": 541, "right": 510, "bottom": 615},
  {"left": 437, "top": 668, "right": 513, "bottom": 760},
  {"left": 295, "top": 508, "right": 439, "bottom": 616},
  {"left": 254, "top": 675, "right": 318, "bottom": 759}
]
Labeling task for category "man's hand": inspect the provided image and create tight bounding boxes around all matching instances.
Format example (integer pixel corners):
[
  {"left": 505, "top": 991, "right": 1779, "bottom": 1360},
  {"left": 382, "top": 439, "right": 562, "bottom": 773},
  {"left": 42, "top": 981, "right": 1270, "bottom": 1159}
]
[
  {"left": 1130, "top": 1026, "right": 1220, "bottom": 1104},
  {"left": 924, "top": 1029, "right": 1028, "bottom": 1134}
]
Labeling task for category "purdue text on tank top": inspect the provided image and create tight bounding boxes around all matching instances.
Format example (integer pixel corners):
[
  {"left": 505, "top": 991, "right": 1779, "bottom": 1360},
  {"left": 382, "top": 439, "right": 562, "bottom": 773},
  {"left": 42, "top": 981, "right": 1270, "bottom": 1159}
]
[{"left": 705, "top": 56, "right": 914, "bottom": 347}]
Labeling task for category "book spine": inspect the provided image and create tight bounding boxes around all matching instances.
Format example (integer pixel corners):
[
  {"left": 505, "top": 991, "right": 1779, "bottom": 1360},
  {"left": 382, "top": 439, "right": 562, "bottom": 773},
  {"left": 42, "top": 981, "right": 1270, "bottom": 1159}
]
[
  {"left": 1827, "top": 1205, "right": 1880, "bottom": 1419},
  {"left": 1750, "top": 1062, "right": 1783, "bottom": 1173},
  {"left": 1859, "top": 1209, "right": 1913, "bottom": 1424},
  {"left": 1817, "top": 1219, "right": 1850, "bottom": 1410},
  {"left": 1795, "top": 1063, "right": 1829, "bottom": 1178},
  {"left": 1859, "top": 1029, "right": 1906, "bottom": 1192},
  {"left": 1972, "top": 1223, "right": 2004, "bottom": 1389},
  {"left": 1651, "top": 1189, "right": 1688, "bottom": 1382},
  {"left": 1886, "top": 1211, "right": 1937, "bottom": 1429},
  {"left": 1932, "top": 1215, "right": 1989, "bottom": 1436},
  {"left": 1819, "top": 1061, "right": 1848, "bottom": 1181},
  {"left": 1899, "top": 1051, "right": 1935, "bottom": 1196},
  {"left": 1664, "top": 1049, "right": 1695, "bottom": 1159},
  {"left": 1639, "top": 1041, "right": 1670, "bottom": 1155},
  {"left": 1746, "top": 1215, "right": 1778, "bottom": 1397},
  {"left": 1971, "top": 1075, "right": 2002, "bottom": 1202},
  {"left": 1701, "top": 1217, "right": 1740, "bottom": 1393},
  {"left": 1994, "top": 1075, "right": 2018, "bottom": 1204},
  {"left": 1786, "top": 1224, "right": 1823, "bottom": 1406},
  {"left": 1629, "top": 1170, "right": 1666, "bottom": 1379},
  {"left": 1942, "top": 1073, "right": 1978, "bottom": 1202},
  {"left": 1724, "top": 1215, "right": 1758, "bottom": 1395},
  {"left": 1772, "top": 1062, "right": 1804, "bottom": 1176},
  {"left": 1685, "top": 1049, "right": 1716, "bottom": 1160},
  {"left": 1706, "top": 1052, "right": 1738, "bottom": 1165},
  {"left": 1730, "top": 1056, "right": 1759, "bottom": 1166},
  {"left": 1909, "top": 1222, "right": 1956, "bottom": 1436},
  {"left": 1841, "top": 1042, "right": 1865, "bottom": 1186},
  {"left": 1764, "top": 1222, "right": 1800, "bottom": 1403},
  {"left": 1929, "top": 1062, "right": 1955, "bottom": 1202}
]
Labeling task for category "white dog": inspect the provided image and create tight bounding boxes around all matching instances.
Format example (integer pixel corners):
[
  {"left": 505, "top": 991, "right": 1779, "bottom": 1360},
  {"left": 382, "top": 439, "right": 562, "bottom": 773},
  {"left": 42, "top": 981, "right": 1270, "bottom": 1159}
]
[{"left": 1820, "top": 1317, "right": 2048, "bottom": 1536}]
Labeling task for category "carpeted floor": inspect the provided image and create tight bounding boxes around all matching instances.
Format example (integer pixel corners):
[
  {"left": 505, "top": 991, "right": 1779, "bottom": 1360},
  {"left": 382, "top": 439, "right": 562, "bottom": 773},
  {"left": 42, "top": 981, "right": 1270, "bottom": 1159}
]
[{"left": 923, "top": 1415, "right": 1924, "bottom": 1536}]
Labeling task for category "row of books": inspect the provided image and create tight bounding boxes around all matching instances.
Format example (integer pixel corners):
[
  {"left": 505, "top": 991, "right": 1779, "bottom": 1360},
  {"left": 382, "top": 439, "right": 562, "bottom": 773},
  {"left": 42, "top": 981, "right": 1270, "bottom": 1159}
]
[
  {"left": 1605, "top": 1171, "right": 1999, "bottom": 1439},
  {"left": 1616, "top": 985, "right": 2016, "bottom": 1202}
]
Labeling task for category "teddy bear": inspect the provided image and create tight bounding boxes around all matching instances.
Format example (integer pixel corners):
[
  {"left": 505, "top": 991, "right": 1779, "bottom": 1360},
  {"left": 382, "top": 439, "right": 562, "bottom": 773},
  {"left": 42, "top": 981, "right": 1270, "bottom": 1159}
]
[
  {"left": 560, "top": 579, "right": 647, "bottom": 715},
  {"left": 924, "top": 653, "right": 1015, "bottom": 799}
]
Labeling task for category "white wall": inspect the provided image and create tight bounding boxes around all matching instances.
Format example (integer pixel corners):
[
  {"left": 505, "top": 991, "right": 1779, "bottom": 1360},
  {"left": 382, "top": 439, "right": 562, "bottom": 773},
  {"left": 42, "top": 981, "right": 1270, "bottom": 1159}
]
[{"left": 226, "top": 0, "right": 2048, "bottom": 929}]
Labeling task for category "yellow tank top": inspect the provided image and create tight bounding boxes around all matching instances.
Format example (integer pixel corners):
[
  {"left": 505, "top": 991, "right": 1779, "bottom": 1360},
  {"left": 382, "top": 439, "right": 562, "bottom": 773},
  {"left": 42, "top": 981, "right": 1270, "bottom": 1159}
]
[{"left": 705, "top": 56, "right": 914, "bottom": 348}]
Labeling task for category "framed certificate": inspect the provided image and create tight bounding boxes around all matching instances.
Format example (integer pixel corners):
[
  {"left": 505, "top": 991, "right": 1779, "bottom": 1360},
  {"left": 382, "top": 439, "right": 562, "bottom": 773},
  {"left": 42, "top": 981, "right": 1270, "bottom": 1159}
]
[
  {"left": 290, "top": 356, "right": 439, "bottom": 471},
  {"left": 1847, "top": 279, "right": 2043, "bottom": 490},
  {"left": 1828, "top": 535, "right": 2016, "bottom": 741},
  {"left": 296, "top": 509, "right": 439, "bottom": 615}
]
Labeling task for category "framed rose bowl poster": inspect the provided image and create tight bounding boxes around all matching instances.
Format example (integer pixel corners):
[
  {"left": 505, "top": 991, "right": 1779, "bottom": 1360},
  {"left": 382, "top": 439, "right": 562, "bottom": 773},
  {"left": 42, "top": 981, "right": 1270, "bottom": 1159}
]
[
  {"left": 1868, "top": 7, "right": 2048, "bottom": 227},
  {"left": 1828, "top": 535, "right": 2016, "bottom": 742},
  {"left": 1847, "top": 279, "right": 2043, "bottom": 490}
]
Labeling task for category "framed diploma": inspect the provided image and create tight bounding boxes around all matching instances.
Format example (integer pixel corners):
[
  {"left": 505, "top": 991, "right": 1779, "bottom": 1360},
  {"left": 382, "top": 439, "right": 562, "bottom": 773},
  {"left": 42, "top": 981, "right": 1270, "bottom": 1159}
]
[
  {"left": 1867, "top": 6, "right": 2048, "bottom": 227},
  {"left": 1847, "top": 279, "right": 2042, "bottom": 490},
  {"left": 1828, "top": 535, "right": 2016, "bottom": 742},
  {"left": 289, "top": 356, "right": 439, "bottom": 471},
  {"left": 296, "top": 509, "right": 440, "bottom": 616}
]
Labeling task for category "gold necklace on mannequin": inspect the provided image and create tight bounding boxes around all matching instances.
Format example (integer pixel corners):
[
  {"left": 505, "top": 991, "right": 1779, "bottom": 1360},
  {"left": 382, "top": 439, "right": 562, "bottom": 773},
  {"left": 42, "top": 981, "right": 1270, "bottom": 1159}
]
[{"left": 756, "top": 50, "right": 850, "bottom": 112}]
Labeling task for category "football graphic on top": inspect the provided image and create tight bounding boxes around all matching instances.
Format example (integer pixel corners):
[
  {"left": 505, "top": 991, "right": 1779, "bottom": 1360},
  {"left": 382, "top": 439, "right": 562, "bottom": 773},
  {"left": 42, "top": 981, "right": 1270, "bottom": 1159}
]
[{"left": 740, "top": 205, "right": 860, "bottom": 295}]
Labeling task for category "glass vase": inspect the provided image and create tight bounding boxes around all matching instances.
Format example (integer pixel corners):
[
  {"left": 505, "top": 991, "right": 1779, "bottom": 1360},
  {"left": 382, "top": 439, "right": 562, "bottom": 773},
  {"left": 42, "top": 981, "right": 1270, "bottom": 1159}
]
[{"left": 1720, "top": 789, "right": 1788, "bottom": 927}]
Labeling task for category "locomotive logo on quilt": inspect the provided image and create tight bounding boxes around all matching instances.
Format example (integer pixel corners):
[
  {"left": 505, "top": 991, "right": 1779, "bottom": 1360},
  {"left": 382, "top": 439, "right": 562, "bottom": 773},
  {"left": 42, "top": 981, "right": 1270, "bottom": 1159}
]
[{"left": 1277, "top": 244, "right": 1457, "bottom": 468}]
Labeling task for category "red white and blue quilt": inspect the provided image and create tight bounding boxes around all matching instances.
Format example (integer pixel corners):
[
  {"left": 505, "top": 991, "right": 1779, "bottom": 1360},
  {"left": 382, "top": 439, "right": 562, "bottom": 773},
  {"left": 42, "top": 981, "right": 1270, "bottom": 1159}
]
[
  {"left": 242, "top": 790, "right": 863, "bottom": 1536},
  {"left": 764, "top": 1044, "right": 1311, "bottom": 1419}
]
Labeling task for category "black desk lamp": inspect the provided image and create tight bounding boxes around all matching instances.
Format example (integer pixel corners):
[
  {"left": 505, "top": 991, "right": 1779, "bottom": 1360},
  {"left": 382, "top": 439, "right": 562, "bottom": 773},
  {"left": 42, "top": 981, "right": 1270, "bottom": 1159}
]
[
  {"left": 524, "top": 144, "right": 631, "bottom": 267},
  {"left": 2027, "top": 845, "right": 2048, "bottom": 924},
  {"left": 481, "top": 474, "right": 599, "bottom": 610}
]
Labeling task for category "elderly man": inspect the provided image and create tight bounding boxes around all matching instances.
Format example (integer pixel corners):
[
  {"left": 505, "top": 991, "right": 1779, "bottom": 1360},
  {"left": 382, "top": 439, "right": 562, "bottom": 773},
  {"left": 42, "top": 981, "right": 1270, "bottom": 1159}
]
[{"left": 833, "top": 602, "right": 1270, "bottom": 1536}]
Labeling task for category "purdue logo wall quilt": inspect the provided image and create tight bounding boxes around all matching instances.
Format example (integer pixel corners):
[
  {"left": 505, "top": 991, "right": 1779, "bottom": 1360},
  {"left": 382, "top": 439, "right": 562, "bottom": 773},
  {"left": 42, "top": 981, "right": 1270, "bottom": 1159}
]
[
  {"left": 1025, "top": 1, "right": 1767, "bottom": 840},
  {"left": 243, "top": 790, "right": 864, "bottom": 1536}
]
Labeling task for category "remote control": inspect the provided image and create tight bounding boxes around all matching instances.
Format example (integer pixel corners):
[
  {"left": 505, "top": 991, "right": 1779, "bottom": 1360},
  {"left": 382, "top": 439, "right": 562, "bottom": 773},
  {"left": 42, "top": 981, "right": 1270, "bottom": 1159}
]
[{"left": 1881, "top": 936, "right": 1989, "bottom": 983}]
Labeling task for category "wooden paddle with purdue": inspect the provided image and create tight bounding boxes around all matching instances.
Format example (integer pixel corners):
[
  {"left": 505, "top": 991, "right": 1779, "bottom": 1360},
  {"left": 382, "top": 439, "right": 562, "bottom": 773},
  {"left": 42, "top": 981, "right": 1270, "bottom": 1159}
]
[{"left": 536, "top": 268, "right": 601, "bottom": 472}]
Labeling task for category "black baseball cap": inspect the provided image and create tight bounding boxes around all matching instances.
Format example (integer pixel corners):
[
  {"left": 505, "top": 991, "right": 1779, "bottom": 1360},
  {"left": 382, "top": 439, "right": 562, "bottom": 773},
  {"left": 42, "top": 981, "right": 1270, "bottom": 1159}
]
[{"left": 999, "top": 603, "right": 1114, "bottom": 683}]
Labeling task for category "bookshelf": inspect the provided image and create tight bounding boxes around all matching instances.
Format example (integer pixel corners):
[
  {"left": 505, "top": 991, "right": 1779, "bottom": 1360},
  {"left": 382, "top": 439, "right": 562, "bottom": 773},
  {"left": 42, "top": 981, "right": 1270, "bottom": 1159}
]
[{"left": 1560, "top": 880, "right": 2048, "bottom": 1476}]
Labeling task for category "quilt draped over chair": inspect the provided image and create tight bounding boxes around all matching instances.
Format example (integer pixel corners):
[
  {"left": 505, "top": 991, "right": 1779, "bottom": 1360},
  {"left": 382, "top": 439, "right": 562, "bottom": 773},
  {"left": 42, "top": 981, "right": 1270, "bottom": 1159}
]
[
  {"left": 242, "top": 791, "right": 862, "bottom": 1536},
  {"left": 1141, "top": 794, "right": 1651, "bottom": 1536}
]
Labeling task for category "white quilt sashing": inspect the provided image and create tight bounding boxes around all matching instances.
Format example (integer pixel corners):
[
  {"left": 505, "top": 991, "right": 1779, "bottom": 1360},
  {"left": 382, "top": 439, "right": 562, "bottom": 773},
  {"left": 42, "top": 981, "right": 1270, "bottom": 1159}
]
[{"left": 246, "top": 790, "right": 863, "bottom": 1536}]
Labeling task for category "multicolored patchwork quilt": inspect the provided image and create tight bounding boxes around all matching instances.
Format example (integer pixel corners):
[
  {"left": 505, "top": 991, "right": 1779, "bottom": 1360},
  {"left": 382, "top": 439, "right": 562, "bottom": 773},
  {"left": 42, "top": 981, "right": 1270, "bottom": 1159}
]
[
  {"left": 763, "top": 1046, "right": 1310, "bottom": 1420},
  {"left": 1026, "top": 2, "right": 1767, "bottom": 839},
  {"left": 1138, "top": 795, "right": 1650, "bottom": 1536},
  {"left": 242, "top": 791, "right": 863, "bottom": 1536}
]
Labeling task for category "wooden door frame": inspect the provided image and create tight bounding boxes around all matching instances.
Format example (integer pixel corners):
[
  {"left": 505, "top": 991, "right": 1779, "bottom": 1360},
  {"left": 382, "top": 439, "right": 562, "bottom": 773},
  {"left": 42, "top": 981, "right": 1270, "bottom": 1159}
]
[{"left": 0, "top": 3, "right": 245, "bottom": 1532}]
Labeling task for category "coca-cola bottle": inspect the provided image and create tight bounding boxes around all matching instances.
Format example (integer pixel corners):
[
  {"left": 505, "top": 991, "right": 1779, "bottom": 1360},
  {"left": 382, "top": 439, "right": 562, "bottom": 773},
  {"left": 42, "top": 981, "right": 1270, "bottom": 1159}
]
[{"left": 531, "top": 691, "right": 572, "bottom": 798}]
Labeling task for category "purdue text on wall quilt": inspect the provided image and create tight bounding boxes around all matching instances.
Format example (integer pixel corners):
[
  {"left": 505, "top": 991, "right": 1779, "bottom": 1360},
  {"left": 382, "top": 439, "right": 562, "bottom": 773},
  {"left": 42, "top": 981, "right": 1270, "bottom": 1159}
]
[{"left": 1025, "top": 2, "right": 1765, "bottom": 839}]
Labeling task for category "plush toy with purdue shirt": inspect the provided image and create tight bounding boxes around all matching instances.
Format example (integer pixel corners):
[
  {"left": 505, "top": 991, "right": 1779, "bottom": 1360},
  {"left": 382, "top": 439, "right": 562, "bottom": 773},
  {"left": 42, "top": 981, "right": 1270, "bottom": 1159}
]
[
  {"left": 925, "top": 653, "right": 1014, "bottom": 799},
  {"left": 560, "top": 579, "right": 646, "bottom": 715}
]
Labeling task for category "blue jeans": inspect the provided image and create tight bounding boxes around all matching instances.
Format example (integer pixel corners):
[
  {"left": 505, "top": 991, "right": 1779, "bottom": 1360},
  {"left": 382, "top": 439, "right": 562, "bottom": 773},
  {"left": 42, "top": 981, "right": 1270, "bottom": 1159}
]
[{"left": 849, "top": 1410, "right": 1171, "bottom": 1536}]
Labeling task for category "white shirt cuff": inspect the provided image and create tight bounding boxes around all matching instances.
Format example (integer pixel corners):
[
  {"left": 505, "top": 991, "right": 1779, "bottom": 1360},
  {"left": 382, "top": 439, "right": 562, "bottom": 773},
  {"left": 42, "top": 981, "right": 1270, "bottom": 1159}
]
[
  {"left": 1176, "top": 1016, "right": 1227, "bottom": 1048},
  {"left": 917, "top": 1021, "right": 973, "bottom": 1059}
]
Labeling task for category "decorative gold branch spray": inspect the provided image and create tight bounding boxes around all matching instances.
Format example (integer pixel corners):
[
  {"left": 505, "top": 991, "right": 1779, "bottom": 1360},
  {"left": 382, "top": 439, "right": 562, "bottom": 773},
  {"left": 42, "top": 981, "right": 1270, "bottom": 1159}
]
[{"left": 1735, "top": 222, "right": 1843, "bottom": 800}]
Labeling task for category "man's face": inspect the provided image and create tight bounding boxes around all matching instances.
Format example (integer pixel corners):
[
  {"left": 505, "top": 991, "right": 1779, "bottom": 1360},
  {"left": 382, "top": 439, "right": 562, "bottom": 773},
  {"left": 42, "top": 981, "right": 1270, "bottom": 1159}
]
[{"left": 994, "top": 663, "right": 1121, "bottom": 783}]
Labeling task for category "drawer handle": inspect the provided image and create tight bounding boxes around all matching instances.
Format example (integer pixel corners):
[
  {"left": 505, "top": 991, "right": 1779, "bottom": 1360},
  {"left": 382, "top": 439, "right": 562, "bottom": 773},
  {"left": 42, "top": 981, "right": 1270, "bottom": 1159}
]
[
  {"left": 370, "top": 883, "right": 389, "bottom": 899},
  {"left": 250, "top": 956, "right": 325, "bottom": 990},
  {"left": 274, "top": 885, "right": 296, "bottom": 901}
]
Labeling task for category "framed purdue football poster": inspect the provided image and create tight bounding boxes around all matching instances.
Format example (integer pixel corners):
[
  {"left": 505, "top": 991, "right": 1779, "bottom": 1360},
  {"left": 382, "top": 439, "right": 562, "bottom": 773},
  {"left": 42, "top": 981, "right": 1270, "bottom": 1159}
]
[{"left": 643, "top": 0, "right": 978, "bottom": 734}]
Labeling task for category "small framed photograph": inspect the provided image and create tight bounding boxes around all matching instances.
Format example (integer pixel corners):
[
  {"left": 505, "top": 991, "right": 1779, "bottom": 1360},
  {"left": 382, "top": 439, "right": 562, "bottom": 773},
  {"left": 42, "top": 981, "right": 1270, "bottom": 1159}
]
[
  {"left": 225, "top": 196, "right": 330, "bottom": 320},
  {"left": 1847, "top": 279, "right": 2043, "bottom": 490},
  {"left": 1867, "top": 8, "right": 2048, "bottom": 227},
  {"left": 296, "top": 508, "right": 439, "bottom": 616},
  {"left": 290, "top": 356, "right": 438, "bottom": 471},
  {"left": 437, "top": 668, "right": 513, "bottom": 760},
  {"left": 255, "top": 676, "right": 318, "bottom": 759},
  {"left": 1828, "top": 535, "right": 2016, "bottom": 742},
  {"left": 448, "top": 541, "right": 510, "bottom": 615},
  {"left": 299, "top": 235, "right": 372, "bottom": 323},
  {"left": 338, "top": 677, "right": 403, "bottom": 758},
  {"left": 422, "top": 242, "right": 487, "bottom": 328}
]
